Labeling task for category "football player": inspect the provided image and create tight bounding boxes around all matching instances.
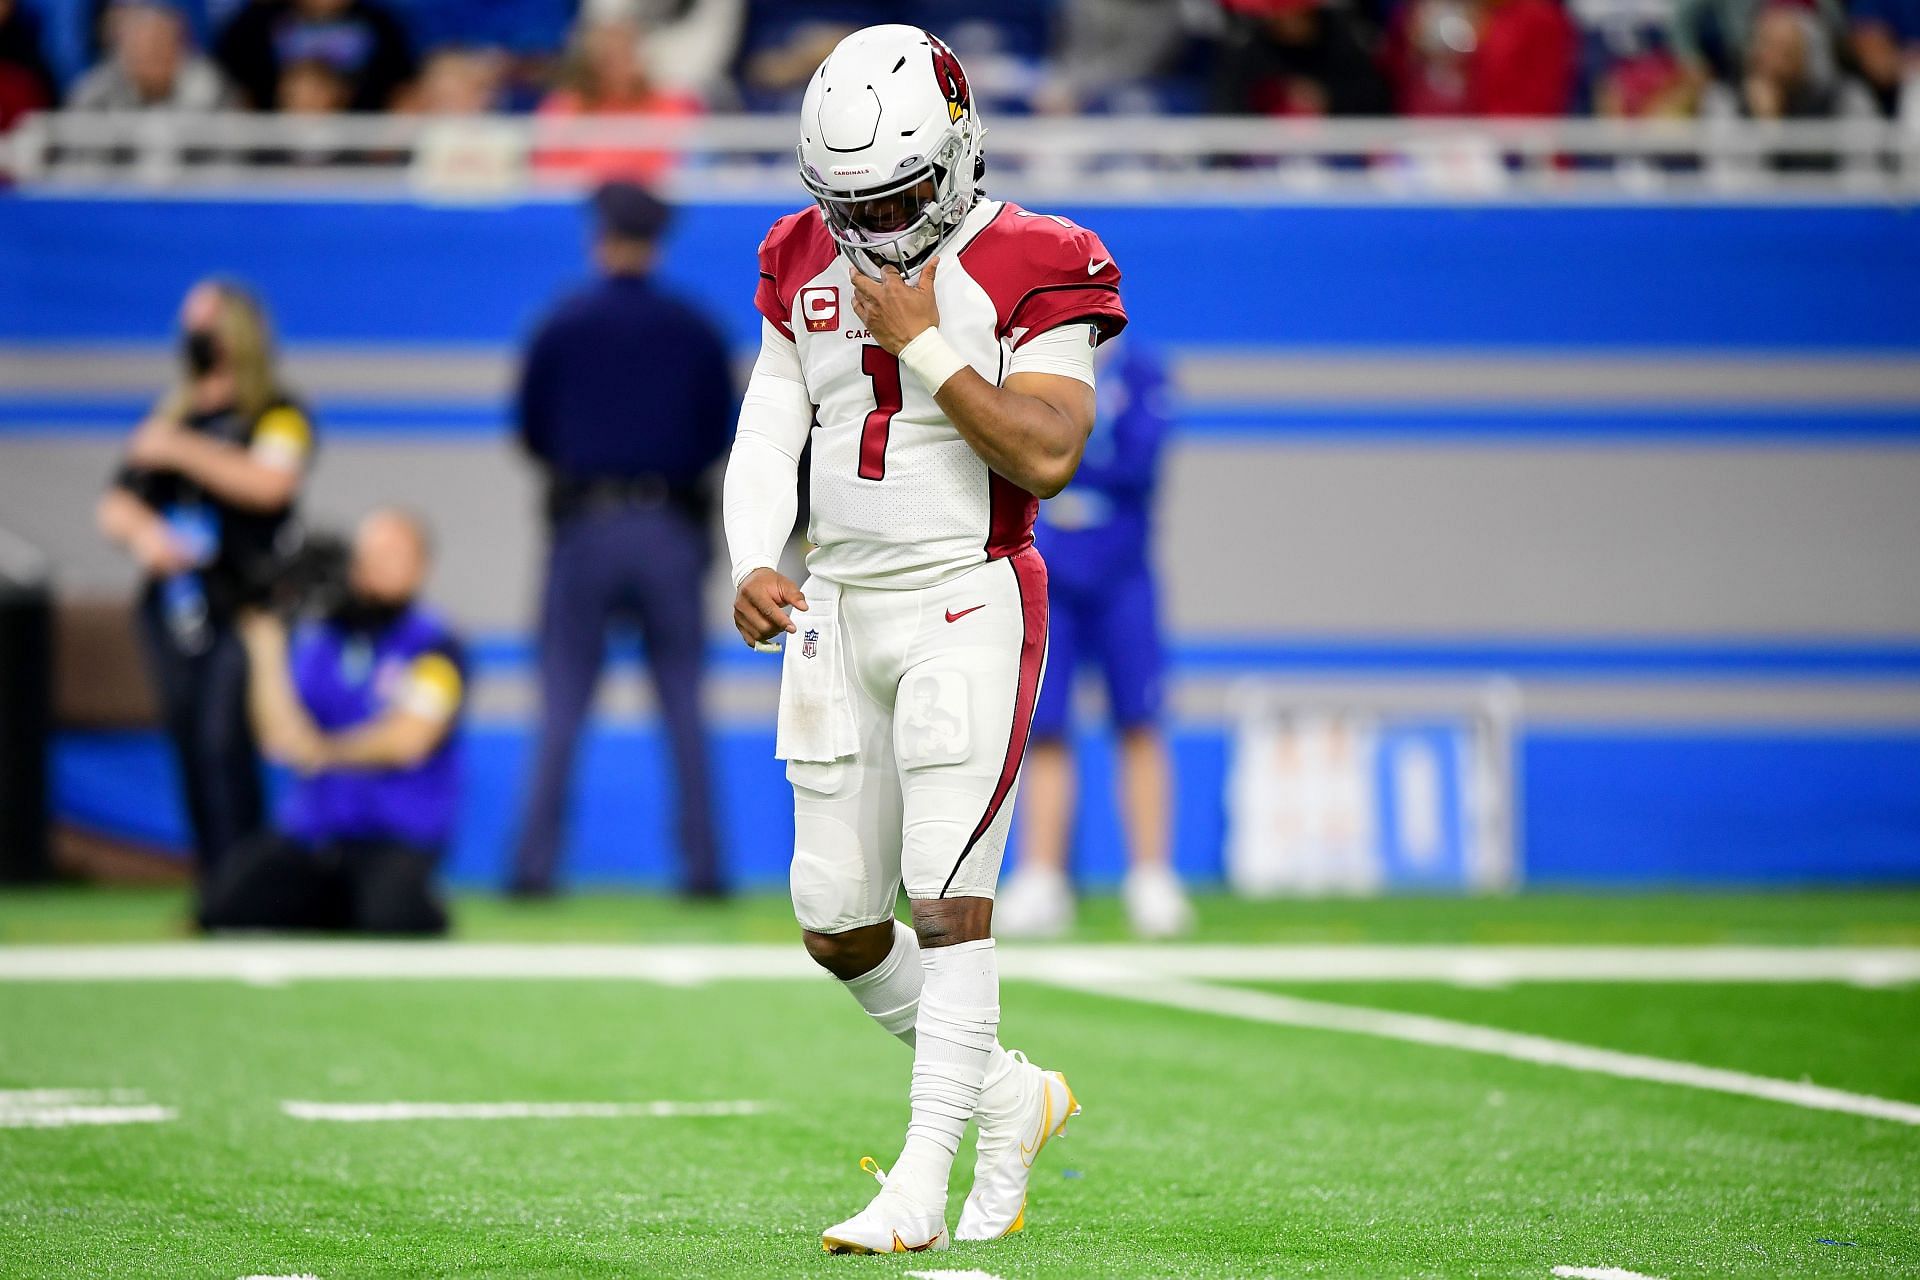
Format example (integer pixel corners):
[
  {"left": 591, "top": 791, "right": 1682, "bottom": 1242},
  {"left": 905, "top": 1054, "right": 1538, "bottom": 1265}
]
[{"left": 722, "top": 23, "right": 1128, "bottom": 1256}]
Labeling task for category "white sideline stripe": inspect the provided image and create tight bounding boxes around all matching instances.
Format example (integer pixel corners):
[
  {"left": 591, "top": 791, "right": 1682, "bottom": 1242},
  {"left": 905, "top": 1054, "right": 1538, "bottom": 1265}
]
[
  {"left": 1554, "top": 1267, "right": 1666, "bottom": 1280},
  {"left": 907, "top": 1270, "right": 1006, "bottom": 1280},
  {"left": 0, "top": 943, "right": 1916, "bottom": 986},
  {"left": 280, "top": 1099, "right": 769, "bottom": 1122},
  {"left": 238, "top": 1274, "right": 322, "bottom": 1279},
  {"left": 1058, "top": 977, "right": 1920, "bottom": 1127}
]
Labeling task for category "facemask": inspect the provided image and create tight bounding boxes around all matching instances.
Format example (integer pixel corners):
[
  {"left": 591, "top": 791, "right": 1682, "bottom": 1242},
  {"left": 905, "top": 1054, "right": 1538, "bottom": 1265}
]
[{"left": 182, "top": 330, "right": 220, "bottom": 377}]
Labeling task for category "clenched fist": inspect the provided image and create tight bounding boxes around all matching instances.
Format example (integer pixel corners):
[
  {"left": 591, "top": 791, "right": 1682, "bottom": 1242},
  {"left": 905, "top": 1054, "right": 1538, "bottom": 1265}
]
[
  {"left": 733, "top": 567, "right": 809, "bottom": 647},
  {"left": 850, "top": 259, "right": 940, "bottom": 355}
]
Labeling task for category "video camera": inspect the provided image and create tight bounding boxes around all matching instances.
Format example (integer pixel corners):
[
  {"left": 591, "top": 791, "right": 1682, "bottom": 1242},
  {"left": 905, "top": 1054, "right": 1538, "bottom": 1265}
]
[{"left": 240, "top": 525, "right": 353, "bottom": 622}]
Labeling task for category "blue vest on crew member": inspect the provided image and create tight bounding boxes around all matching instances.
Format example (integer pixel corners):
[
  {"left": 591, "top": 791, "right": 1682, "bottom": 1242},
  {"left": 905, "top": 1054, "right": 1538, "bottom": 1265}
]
[{"left": 280, "top": 605, "right": 465, "bottom": 852}]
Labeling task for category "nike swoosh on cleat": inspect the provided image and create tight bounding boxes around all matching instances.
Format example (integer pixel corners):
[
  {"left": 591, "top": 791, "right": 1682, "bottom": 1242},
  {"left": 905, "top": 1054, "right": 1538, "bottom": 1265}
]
[
  {"left": 944, "top": 604, "right": 986, "bottom": 623},
  {"left": 1087, "top": 258, "right": 1110, "bottom": 275},
  {"left": 1019, "top": 1088, "right": 1055, "bottom": 1167}
]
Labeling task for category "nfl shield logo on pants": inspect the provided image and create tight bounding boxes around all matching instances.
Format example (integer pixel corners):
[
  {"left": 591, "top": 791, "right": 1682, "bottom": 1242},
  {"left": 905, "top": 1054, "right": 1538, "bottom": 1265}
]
[{"left": 801, "top": 628, "right": 819, "bottom": 659}]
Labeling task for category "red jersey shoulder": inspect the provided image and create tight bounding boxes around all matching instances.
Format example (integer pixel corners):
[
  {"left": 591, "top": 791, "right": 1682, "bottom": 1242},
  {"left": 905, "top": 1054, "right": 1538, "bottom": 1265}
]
[
  {"left": 957, "top": 202, "right": 1128, "bottom": 348},
  {"left": 754, "top": 207, "right": 837, "bottom": 339}
]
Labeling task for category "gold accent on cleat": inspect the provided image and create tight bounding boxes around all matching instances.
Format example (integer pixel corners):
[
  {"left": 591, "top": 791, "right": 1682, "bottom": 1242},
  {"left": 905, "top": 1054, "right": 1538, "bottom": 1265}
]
[
  {"left": 981, "top": 1073, "right": 1081, "bottom": 1239},
  {"left": 821, "top": 1231, "right": 941, "bottom": 1255}
]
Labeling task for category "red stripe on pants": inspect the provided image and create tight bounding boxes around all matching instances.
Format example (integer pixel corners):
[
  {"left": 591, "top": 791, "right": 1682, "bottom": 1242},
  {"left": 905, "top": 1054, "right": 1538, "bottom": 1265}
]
[{"left": 941, "top": 546, "right": 1048, "bottom": 897}]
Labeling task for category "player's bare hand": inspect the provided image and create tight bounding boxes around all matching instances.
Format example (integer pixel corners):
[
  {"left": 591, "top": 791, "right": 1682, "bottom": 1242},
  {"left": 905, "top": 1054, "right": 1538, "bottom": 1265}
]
[
  {"left": 733, "top": 567, "right": 808, "bottom": 646},
  {"left": 850, "top": 258, "right": 939, "bottom": 354}
]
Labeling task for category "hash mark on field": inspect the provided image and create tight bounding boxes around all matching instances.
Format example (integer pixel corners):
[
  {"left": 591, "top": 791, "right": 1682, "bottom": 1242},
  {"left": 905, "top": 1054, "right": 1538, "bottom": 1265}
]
[
  {"left": 1058, "top": 978, "right": 1920, "bottom": 1127},
  {"left": 280, "top": 1099, "right": 769, "bottom": 1122},
  {"left": 1553, "top": 1267, "right": 1666, "bottom": 1280}
]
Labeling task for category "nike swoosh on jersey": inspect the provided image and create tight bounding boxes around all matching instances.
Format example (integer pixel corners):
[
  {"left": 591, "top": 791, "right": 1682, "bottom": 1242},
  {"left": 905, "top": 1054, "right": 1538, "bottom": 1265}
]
[
  {"left": 1087, "top": 258, "right": 1110, "bottom": 275},
  {"left": 945, "top": 605, "right": 987, "bottom": 623}
]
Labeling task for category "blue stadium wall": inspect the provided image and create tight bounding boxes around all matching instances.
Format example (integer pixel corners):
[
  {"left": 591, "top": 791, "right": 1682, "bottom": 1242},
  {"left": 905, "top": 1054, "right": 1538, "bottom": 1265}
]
[
  {"left": 5, "top": 193, "right": 1919, "bottom": 889},
  {"left": 4, "top": 197, "right": 1918, "bottom": 348}
]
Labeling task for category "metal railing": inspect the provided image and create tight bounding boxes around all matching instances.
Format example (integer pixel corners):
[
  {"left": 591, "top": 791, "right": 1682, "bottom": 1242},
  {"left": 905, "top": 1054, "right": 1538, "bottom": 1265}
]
[{"left": 7, "top": 111, "right": 1918, "bottom": 200}]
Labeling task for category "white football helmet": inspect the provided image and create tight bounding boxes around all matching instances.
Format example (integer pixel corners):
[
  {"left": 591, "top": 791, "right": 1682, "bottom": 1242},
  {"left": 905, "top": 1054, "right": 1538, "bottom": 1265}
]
[{"left": 797, "top": 25, "right": 986, "bottom": 280}]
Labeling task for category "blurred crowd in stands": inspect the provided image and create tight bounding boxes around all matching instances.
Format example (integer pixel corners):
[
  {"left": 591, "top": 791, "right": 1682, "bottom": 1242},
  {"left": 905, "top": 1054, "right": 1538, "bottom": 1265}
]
[{"left": 1, "top": 0, "right": 1916, "bottom": 143}]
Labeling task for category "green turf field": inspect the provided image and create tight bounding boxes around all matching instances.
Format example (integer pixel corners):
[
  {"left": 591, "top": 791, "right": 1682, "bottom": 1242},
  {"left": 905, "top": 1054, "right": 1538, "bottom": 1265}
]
[{"left": 2, "top": 890, "right": 1917, "bottom": 1279}]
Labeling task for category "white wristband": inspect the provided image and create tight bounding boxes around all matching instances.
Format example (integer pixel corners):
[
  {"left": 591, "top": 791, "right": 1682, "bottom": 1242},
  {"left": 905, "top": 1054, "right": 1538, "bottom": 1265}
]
[{"left": 898, "top": 327, "right": 968, "bottom": 394}]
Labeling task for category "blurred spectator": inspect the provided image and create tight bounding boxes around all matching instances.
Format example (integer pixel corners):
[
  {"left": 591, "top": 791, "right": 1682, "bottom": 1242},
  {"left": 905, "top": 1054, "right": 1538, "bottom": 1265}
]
[
  {"left": 1472, "top": 0, "right": 1579, "bottom": 112},
  {"left": 200, "top": 509, "right": 461, "bottom": 936},
  {"left": 0, "top": 0, "right": 56, "bottom": 130},
  {"left": 1696, "top": 2, "right": 1877, "bottom": 167},
  {"left": 68, "top": 0, "right": 233, "bottom": 111},
  {"left": 1740, "top": 3, "right": 1856, "bottom": 115},
  {"left": 738, "top": 0, "right": 888, "bottom": 110},
  {"left": 629, "top": 0, "right": 746, "bottom": 102},
  {"left": 1000, "top": 338, "right": 1195, "bottom": 941},
  {"left": 1213, "top": 0, "right": 1392, "bottom": 116},
  {"left": 276, "top": 54, "right": 348, "bottom": 111},
  {"left": 1571, "top": 0, "right": 1694, "bottom": 117},
  {"left": 1671, "top": 0, "right": 1846, "bottom": 86},
  {"left": 1037, "top": 0, "right": 1195, "bottom": 114},
  {"left": 96, "top": 278, "right": 316, "bottom": 889},
  {"left": 534, "top": 12, "right": 700, "bottom": 184},
  {"left": 1592, "top": 45, "right": 1692, "bottom": 115},
  {"left": 216, "top": 0, "right": 417, "bottom": 111},
  {"left": 1847, "top": 0, "right": 1920, "bottom": 113},
  {"left": 401, "top": 44, "right": 504, "bottom": 114},
  {"left": 507, "top": 183, "right": 734, "bottom": 900},
  {"left": 1388, "top": 0, "right": 1578, "bottom": 114}
]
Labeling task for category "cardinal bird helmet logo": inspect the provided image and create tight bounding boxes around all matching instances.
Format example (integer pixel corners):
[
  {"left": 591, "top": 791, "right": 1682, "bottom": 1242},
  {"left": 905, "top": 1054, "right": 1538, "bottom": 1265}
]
[{"left": 928, "top": 33, "right": 970, "bottom": 124}]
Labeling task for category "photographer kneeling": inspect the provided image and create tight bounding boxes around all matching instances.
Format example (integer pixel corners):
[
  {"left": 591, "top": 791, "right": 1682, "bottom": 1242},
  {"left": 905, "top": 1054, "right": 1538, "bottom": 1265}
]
[{"left": 200, "top": 509, "right": 464, "bottom": 936}]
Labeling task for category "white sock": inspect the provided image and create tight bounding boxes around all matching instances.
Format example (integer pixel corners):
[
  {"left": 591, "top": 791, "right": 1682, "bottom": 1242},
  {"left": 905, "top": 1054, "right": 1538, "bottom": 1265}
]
[
  {"left": 841, "top": 919, "right": 922, "bottom": 1047},
  {"left": 841, "top": 922, "right": 1020, "bottom": 1107},
  {"left": 887, "top": 939, "right": 1001, "bottom": 1210}
]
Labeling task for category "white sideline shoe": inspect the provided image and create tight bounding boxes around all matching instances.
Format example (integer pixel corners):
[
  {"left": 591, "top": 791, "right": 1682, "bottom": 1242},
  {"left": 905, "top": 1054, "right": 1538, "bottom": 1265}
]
[
  {"left": 1123, "top": 864, "right": 1195, "bottom": 939},
  {"left": 820, "top": 1159, "right": 950, "bottom": 1255},
  {"left": 994, "top": 866, "right": 1075, "bottom": 939},
  {"left": 955, "top": 1053, "right": 1081, "bottom": 1241}
]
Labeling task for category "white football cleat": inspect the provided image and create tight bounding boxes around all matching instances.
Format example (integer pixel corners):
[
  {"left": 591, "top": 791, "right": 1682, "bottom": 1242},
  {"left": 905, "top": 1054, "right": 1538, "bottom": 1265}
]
[
  {"left": 955, "top": 1053, "right": 1081, "bottom": 1241},
  {"left": 1123, "top": 863, "right": 1195, "bottom": 939},
  {"left": 994, "top": 865, "right": 1075, "bottom": 939},
  {"left": 820, "top": 1158, "right": 950, "bottom": 1255}
]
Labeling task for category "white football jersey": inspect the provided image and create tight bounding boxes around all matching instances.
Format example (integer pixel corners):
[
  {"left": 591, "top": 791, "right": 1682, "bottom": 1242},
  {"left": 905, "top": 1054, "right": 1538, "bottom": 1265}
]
[{"left": 755, "top": 197, "right": 1128, "bottom": 591}]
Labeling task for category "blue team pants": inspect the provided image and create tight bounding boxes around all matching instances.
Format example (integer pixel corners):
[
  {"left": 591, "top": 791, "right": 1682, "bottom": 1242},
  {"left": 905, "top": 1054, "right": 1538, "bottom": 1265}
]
[{"left": 509, "top": 504, "right": 723, "bottom": 894}]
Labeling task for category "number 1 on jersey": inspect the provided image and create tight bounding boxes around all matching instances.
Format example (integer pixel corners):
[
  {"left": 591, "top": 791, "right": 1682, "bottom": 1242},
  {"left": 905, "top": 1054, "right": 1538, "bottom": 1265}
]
[{"left": 858, "top": 345, "right": 901, "bottom": 481}]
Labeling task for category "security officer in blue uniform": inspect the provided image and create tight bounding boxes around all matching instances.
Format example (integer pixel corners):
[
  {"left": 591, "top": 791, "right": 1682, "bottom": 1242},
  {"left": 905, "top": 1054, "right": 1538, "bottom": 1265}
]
[{"left": 507, "top": 183, "right": 736, "bottom": 898}]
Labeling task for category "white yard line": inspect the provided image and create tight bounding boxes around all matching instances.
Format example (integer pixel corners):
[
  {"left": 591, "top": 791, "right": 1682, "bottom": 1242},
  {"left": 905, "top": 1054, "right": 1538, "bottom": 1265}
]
[
  {"left": 0, "top": 1104, "right": 177, "bottom": 1129},
  {"left": 280, "top": 1099, "right": 770, "bottom": 1122},
  {"left": 1553, "top": 1267, "right": 1666, "bottom": 1280},
  {"left": 0, "top": 1088, "right": 176, "bottom": 1129},
  {"left": 1055, "top": 976, "right": 1920, "bottom": 1127},
  {"left": 0, "top": 942, "right": 1915, "bottom": 986},
  {"left": 907, "top": 1270, "right": 1006, "bottom": 1280}
]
